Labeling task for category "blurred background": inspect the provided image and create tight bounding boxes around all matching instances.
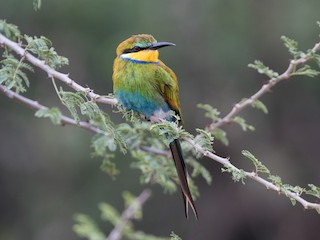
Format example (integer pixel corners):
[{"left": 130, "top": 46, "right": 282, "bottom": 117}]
[{"left": 1, "top": 0, "right": 320, "bottom": 239}]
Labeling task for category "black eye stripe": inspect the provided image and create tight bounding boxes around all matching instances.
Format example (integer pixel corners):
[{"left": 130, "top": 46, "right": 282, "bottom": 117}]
[{"left": 122, "top": 46, "right": 149, "bottom": 54}]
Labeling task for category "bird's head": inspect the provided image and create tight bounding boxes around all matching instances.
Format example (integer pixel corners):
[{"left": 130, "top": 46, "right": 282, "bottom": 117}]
[{"left": 116, "top": 34, "right": 175, "bottom": 63}]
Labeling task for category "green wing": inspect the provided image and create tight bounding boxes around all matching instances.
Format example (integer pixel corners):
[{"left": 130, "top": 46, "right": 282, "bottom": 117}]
[{"left": 155, "top": 60, "right": 182, "bottom": 118}]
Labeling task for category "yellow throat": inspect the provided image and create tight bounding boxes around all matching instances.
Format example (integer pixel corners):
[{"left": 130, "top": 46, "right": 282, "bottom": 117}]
[{"left": 120, "top": 49, "right": 159, "bottom": 63}]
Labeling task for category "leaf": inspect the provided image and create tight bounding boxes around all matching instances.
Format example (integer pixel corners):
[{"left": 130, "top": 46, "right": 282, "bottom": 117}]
[
  {"left": 195, "top": 128, "right": 214, "bottom": 152},
  {"left": 305, "top": 184, "right": 320, "bottom": 199},
  {"left": 282, "top": 184, "right": 305, "bottom": 206},
  {"left": 241, "top": 150, "right": 270, "bottom": 174},
  {"left": 151, "top": 120, "right": 192, "bottom": 143},
  {"left": 98, "top": 202, "right": 121, "bottom": 226},
  {"left": 0, "top": 20, "right": 21, "bottom": 41},
  {"left": 251, "top": 99, "right": 268, "bottom": 114},
  {"left": 170, "top": 232, "right": 182, "bottom": 240},
  {"left": 35, "top": 107, "right": 62, "bottom": 125},
  {"left": 0, "top": 53, "right": 33, "bottom": 93},
  {"left": 248, "top": 60, "right": 279, "bottom": 78},
  {"left": 221, "top": 166, "right": 246, "bottom": 184},
  {"left": 281, "top": 35, "right": 304, "bottom": 59},
  {"left": 130, "top": 150, "right": 177, "bottom": 194},
  {"left": 91, "top": 133, "right": 117, "bottom": 154},
  {"left": 73, "top": 214, "right": 105, "bottom": 240},
  {"left": 233, "top": 116, "right": 255, "bottom": 131},
  {"left": 185, "top": 157, "right": 212, "bottom": 185},
  {"left": 292, "top": 64, "right": 320, "bottom": 77},
  {"left": 80, "top": 101, "right": 101, "bottom": 121},
  {"left": 212, "top": 128, "right": 229, "bottom": 146},
  {"left": 100, "top": 157, "right": 119, "bottom": 178},
  {"left": 197, "top": 103, "right": 221, "bottom": 122},
  {"left": 268, "top": 175, "right": 283, "bottom": 188},
  {"left": 25, "top": 35, "right": 69, "bottom": 69},
  {"left": 59, "top": 90, "right": 85, "bottom": 124}
]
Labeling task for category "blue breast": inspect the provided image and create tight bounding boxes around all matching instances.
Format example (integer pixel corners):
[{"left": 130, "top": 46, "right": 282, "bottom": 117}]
[{"left": 115, "top": 91, "right": 170, "bottom": 118}]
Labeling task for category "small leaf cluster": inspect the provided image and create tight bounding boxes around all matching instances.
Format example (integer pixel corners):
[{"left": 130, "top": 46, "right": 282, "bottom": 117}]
[
  {"left": 197, "top": 103, "right": 229, "bottom": 145},
  {"left": 0, "top": 20, "right": 68, "bottom": 95},
  {"left": 35, "top": 107, "right": 62, "bottom": 125},
  {"left": 0, "top": 20, "right": 21, "bottom": 41},
  {"left": 73, "top": 191, "right": 171, "bottom": 240},
  {"left": 25, "top": 35, "right": 69, "bottom": 69},
  {"left": 242, "top": 150, "right": 320, "bottom": 210},
  {"left": 197, "top": 103, "right": 261, "bottom": 146},
  {"left": 221, "top": 166, "right": 246, "bottom": 184},
  {"left": 0, "top": 53, "right": 33, "bottom": 93},
  {"left": 112, "top": 116, "right": 212, "bottom": 196},
  {"left": 249, "top": 32, "right": 320, "bottom": 80}
]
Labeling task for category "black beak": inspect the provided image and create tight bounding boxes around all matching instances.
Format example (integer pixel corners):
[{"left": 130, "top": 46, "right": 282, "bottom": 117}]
[{"left": 149, "top": 41, "right": 176, "bottom": 50}]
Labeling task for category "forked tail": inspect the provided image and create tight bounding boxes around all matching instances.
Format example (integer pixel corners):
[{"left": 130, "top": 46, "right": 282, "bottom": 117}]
[{"left": 169, "top": 138, "right": 198, "bottom": 219}]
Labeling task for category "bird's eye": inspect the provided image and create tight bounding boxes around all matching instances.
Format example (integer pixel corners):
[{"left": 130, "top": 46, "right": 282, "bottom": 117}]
[{"left": 133, "top": 46, "right": 141, "bottom": 52}]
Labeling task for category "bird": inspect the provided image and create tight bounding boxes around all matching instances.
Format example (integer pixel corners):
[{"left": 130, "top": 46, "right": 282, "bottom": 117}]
[{"left": 112, "top": 34, "right": 198, "bottom": 219}]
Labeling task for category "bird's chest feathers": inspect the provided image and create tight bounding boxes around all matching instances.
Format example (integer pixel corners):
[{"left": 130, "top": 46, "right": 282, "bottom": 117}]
[{"left": 120, "top": 50, "right": 159, "bottom": 63}]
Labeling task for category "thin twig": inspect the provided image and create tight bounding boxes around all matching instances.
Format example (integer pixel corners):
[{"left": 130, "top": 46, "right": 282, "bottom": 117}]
[
  {"left": 209, "top": 41, "right": 320, "bottom": 131},
  {"left": 106, "top": 189, "right": 152, "bottom": 240},
  {"left": 0, "top": 84, "right": 106, "bottom": 135},
  {"left": 0, "top": 33, "right": 118, "bottom": 106},
  {"left": 183, "top": 137, "right": 320, "bottom": 211}
]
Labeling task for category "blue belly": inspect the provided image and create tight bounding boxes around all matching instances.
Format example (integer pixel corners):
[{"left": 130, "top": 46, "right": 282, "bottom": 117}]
[{"left": 115, "top": 91, "right": 170, "bottom": 118}]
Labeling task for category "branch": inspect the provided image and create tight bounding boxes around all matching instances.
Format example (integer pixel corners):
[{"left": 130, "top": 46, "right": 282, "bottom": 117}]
[
  {"left": 209, "top": 41, "right": 320, "bottom": 131},
  {"left": 0, "top": 84, "right": 106, "bottom": 135},
  {"left": 106, "top": 189, "right": 152, "bottom": 240},
  {"left": 183, "top": 137, "right": 320, "bottom": 211},
  {"left": 0, "top": 33, "right": 118, "bottom": 106}
]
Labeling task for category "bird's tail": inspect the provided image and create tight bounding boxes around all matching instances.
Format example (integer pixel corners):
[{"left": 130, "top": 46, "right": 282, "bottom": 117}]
[{"left": 169, "top": 138, "right": 198, "bottom": 220}]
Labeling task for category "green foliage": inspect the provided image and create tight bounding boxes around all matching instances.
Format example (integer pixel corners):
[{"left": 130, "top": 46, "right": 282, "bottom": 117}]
[
  {"left": 73, "top": 214, "right": 105, "bottom": 240},
  {"left": 305, "top": 184, "right": 320, "bottom": 199},
  {"left": 131, "top": 149, "right": 177, "bottom": 194},
  {"left": 281, "top": 34, "right": 320, "bottom": 78},
  {"left": 268, "top": 175, "right": 283, "bottom": 188},
  {"left": 197, "top": 103, "right": 221, "bottom": 122},
  {"left": 268, "top": 175, "right": 304, "bottom": 206},
  {"left": 291, "top": 64, "right": 320, "bottom": 77},
  {"left": 197, "top": 103, "right": 230, "bottom": 145},
  {"left": 170, "top": 232, "right": 182, "bottom": 240},
  {"left": 248, "top": 99, "right": 268, "bottom": 114},
  {"left": 212, "top": 128, "right": 229, "bottom": 146},
  {"left": 0, "top": 53, "right": 33, "bottom": 93},
  {"left": 281, "top": 36, "right": 303, "bottom": 59},
  {"left": 194, "top": 128, "right": 214, "bottom": 153},
  {"left": 241, "top": 150, "right": 270, "bottom": 174},
  {"left": 100, "top": 157, "right": 119, "bottom": 178},
  {"left": 221, "top": 166, "right": 246, "bottom": 184},
  {"left": 233, "top": 116, "right": 255, "bottom": 131},
  {"left": 107, "top": 116, "right": 211, "bottom": 197},
  {"left": 24, "top": 35, "right": 68, "bottom": 69},
  {"left": 282, "top": 184, "right": 305, "bottom": 206},
  {"left": 248, "top": 60, "right": 279, "bottom": 78},
  {"left": 35, "top": 107, "right": 62, "bottom": 125},
  {"left": 185, "top": 156, "right": 212, "bottom": 185},
  {"left": 73, "top": 192, "right": 170, "bottom": 240},
  {"left": 0, "top": 20, "right": 21, "bottom": 41},
  {"left": 150, "top": 120, "right": 193, "bottom": 144},
  {"left": 59, "top": 90, "right": 86, "bottom": 123}
]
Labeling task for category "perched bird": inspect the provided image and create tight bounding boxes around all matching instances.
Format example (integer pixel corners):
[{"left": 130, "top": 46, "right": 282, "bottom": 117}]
[{"left": 112, "top": 34, "right": 198, "bottom": 219}]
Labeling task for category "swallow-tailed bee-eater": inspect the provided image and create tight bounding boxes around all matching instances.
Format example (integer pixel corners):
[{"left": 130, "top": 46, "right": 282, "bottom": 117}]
[{"left": 112, "top": 34, "right": 198, "bottom": 219}]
